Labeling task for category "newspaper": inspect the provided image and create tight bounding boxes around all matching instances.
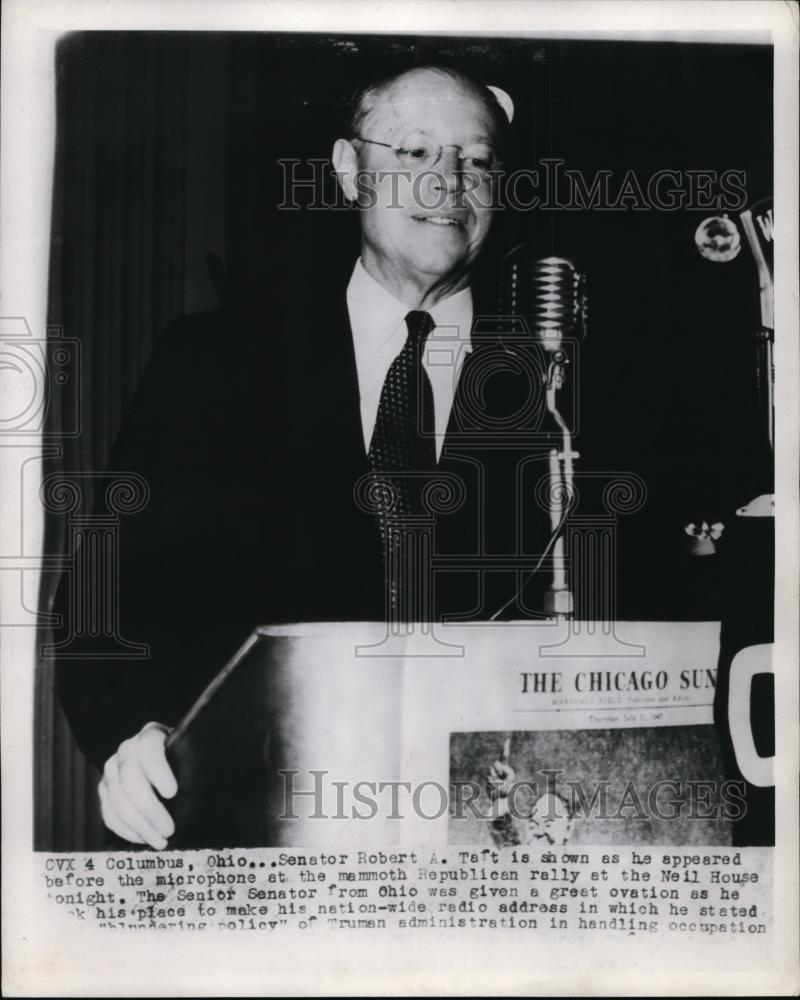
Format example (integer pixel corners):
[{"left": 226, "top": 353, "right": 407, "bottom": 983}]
[{"left": 1, "top": 1, "right": 798, "bottom": 996}]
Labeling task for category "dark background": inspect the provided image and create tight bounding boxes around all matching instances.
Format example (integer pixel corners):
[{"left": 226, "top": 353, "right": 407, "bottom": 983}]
[{"left": 37, "top": 33, "right": 773, "bottom": 849}]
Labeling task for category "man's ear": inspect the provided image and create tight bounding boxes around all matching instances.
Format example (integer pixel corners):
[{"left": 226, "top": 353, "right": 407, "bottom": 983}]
[{"left": 332, "top": 138, "right": 360, "bottom": 203}]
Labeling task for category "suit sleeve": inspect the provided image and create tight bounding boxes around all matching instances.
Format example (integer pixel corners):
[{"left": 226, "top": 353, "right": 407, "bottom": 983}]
[{"left": 54, "top": 315, "right": 242, "bottom": 768}]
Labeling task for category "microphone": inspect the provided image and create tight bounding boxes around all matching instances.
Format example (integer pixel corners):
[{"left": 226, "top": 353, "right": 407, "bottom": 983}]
[
  {"left": 500, "top": 247, "right": 588, "bottom": 352},
  {"left": 496, "top": 245, "right": 588, "bottom": 619}
]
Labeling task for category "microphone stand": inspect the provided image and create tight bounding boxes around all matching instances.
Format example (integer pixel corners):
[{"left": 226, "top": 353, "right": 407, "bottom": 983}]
[
  {"left": 735, "top": 201, "right": 774, "bottom": 518},
  {"left": 544, "top": 350, "right": 579, "bottom": 618},
  {"left": 739, "top": 205, "right": 774, "bottom": 454},
  {"left": 496, "top": 248, "right": 587, "bottom": 621}
]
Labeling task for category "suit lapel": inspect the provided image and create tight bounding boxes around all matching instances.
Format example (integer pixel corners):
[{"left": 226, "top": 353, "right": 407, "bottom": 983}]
[{"left": 285, "top": 287, "right": 367, "bottom": 474}]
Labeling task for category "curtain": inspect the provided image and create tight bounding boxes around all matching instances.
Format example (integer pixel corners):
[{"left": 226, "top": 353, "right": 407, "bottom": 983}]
[{"left": 36, "top": 34, "right": 191, "bottom": 850}]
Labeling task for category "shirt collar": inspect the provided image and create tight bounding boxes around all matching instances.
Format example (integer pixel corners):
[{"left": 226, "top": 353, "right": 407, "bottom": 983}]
[{"left": 346, "top": 258, "right": 473, "bottom": 353}]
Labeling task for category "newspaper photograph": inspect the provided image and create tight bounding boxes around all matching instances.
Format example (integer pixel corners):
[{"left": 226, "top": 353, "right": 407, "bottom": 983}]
[{"left": 1, "top": 0, "right": 797, "bottom": 995}]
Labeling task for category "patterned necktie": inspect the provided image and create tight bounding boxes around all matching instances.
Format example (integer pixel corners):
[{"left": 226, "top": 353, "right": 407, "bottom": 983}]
[
  {"left": 367, "top": 310, "right": 437, "bottom": 491},
  {"left": 367, "top": 310, "right": 437, "bottom": 617}
]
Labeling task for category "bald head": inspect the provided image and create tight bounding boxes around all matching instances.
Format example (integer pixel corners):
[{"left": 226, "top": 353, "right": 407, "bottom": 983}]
[{"left": 349, "top": 65, "right": 509, "bottom": 157}]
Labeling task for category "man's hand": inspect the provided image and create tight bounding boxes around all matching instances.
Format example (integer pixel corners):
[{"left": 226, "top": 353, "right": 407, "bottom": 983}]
[
  {"left": 98, "top": 722, "right": 178, "bottom": 849},
  {"left": 485, "top": 736, "right": 516, "bottom": 825},
  {"left": 486, "top": 737, "right": 515, "bottom": 805},
  {"left": 486, "top": 759, "right": 516, "bottom": 801}
]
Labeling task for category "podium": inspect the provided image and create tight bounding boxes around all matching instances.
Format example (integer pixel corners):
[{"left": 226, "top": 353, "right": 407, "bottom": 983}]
[{"left": 165, "top": 620, "right": 729, "bottom": 850}]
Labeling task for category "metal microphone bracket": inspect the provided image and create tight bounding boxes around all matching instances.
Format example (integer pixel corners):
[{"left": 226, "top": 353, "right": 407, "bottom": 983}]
[{"left": 544, "top": 350, "right": 569, "bottom": 390}]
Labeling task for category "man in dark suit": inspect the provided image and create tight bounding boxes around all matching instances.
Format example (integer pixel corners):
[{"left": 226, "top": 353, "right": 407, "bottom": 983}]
[{"left": 56, "top": 65, "right": 552, "bottom": 848}]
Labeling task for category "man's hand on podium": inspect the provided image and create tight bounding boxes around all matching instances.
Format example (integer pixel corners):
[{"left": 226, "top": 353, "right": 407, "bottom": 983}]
[{"left": 98, "top": 722, "right": 178, "bottom": 849}]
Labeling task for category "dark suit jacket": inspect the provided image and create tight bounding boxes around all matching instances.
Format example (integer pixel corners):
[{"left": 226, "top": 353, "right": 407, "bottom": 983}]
[{"left": 55, "top": 271, "right": 554, "bottom": 769}]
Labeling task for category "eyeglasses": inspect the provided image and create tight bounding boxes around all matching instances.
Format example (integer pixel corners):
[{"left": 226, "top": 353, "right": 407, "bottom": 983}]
[{"left": 352, "top": 133, "right": 500, "bottom": 180}]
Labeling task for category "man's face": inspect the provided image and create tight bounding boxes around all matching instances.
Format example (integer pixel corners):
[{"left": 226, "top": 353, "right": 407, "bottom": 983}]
[
  {"left": 528, "top": 793, "right": 573, "bottom": 845},
  {"left": 346, "top": 73, "right": 500, "bottom": 298}
]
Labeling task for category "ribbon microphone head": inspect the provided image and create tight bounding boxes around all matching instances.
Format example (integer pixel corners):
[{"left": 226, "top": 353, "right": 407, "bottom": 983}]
[{"left": 501, "top": 245, "right": 588, "bottom": 353}]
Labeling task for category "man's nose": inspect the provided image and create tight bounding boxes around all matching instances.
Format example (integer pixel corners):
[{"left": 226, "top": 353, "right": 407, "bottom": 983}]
[{"left": 432, "top": 147, "right": 464, "bottom": 192}]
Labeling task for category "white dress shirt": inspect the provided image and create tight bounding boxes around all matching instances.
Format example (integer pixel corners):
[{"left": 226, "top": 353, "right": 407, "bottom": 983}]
[{"left": 346, "top": 258, "right": 473, "bottom": 461}]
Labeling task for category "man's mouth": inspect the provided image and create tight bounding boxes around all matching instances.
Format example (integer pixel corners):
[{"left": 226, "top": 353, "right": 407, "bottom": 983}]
[{"left": 412, "top": 213, "right": 466, "bottom": 228}]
